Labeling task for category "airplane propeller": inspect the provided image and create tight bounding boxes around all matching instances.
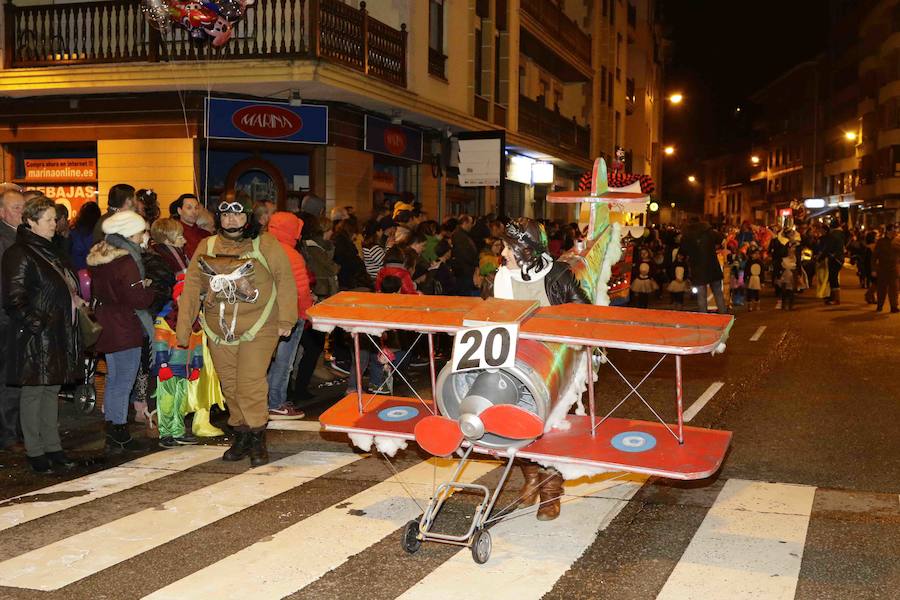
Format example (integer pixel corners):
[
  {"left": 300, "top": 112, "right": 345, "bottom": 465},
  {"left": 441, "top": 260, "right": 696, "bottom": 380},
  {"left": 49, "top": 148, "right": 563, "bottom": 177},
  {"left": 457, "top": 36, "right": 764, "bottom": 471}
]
[{"left": 414, "top": 404, "right": 544, "bottom": 457}]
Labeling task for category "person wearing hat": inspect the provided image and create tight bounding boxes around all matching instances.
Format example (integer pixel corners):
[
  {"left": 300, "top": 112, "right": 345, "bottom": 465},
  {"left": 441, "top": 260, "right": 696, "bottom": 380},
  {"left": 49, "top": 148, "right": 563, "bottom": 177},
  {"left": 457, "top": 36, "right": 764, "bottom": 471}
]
[
  {"left": 175, "top": 194, "right": 297, "bottom": 467},
  {"left": 88, "top": 210, "right": 155, "bottom": 451},
  {"left": 494, "top": 217, "right": 588, "bottom": 521}
]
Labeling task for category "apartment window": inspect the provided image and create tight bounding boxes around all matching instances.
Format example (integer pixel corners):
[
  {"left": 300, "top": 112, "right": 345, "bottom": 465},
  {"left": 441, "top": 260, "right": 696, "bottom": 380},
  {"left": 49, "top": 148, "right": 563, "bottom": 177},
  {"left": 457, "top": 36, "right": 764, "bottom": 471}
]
[
  {"left": 607, "top": 71, "right": 613, "bottom": 107},
  {"left": 428, "top": 0, "right": 446, "bottom": 78},
  {"left": 539, "top": 78, "right": 549, "bottom": 106},
  {"left": 615, "top": 111, "right": 621, "bottom": 146},
  {"left": 553, "top": 87, "right": 562, "bottom": 110},
  {"left": 494, "top": 35, "right": 502, "bottom": 99},
  {"left": 616, "top": 34, "right": 623, "bottom": 81},
  {"left": 518, "top": 65, "right": 526, "bottom": 92},
  {"left": 474, "top": 27, "right": 483, "bottom": 96},
  {"left": 610, "top": 0, "right": 615, "bottom": 24},
  {"left": 603, "top": 0, "right": 608, "bottom": 17},
  {"left": 600, "top": 66, "right": 607, "bottom": 103}
]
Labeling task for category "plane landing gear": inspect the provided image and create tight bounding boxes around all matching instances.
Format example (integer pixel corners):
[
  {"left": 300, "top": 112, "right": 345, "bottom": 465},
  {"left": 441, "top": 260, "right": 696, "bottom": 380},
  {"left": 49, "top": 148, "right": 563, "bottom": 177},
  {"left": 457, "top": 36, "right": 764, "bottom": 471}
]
[
  {"left": 401, "top": 520, "right": 422, "bottom": 554},
  {"left": 470, "top": 529, "right": 492, "bottom": 564}
]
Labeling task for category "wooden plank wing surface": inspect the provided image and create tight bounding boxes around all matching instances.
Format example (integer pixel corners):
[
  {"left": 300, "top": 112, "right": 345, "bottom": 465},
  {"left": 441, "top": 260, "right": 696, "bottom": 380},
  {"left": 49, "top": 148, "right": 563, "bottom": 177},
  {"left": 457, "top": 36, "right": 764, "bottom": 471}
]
[
  {"left": 307, "top": 291, "right": 481, "bottom": 333},
  {"left": 519, "top": 304, "right": 734, "bottom": 355}
]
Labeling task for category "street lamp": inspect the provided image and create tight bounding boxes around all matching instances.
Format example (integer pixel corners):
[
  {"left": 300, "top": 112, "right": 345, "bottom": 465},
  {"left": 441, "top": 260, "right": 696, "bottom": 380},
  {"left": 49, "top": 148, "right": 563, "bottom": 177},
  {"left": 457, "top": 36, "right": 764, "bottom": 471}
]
[
  {"left": 751, "top": 155, "right": 760, "bottom": 165},
  {"left": 844, "top": 131, "right": 858, "bottom": 142},
  {"left": 687, "top": 175, "right": 697, "bottom": 183},
  {"left": 668, "top": 93, "right": 684, "bottom": 105},
  {"left": 664, "top": 145, "right": 675, "bottom": 156}
]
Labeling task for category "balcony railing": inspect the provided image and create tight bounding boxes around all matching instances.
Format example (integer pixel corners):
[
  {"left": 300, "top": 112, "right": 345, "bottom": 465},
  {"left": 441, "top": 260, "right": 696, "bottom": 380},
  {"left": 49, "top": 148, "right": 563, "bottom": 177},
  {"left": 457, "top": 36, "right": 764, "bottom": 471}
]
[
  {"left": 428, "top": 46, "right": 446, "bottom": 79},
  {"left": 520, "top": 0, "right": 591, "bottom": 65},
  {"left": 3, "top": 0, "right": 407, "bottom": 87},
  {"left": 518, "top": 94, "right": 590, "bottom": 159}
]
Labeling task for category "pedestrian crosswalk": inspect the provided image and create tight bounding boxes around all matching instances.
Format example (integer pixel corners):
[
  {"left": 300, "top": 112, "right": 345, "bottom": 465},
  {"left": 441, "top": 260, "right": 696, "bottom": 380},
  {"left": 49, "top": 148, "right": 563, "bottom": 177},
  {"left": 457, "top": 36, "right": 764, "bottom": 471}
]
[{"left": 0, "top": 444, "right": 895, "bottom": 599}]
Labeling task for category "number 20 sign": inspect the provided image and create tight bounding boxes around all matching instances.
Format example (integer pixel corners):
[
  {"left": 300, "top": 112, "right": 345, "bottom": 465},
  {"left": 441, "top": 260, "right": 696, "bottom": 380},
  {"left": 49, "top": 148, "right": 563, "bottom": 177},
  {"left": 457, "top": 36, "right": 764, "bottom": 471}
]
[{"left": 451, "top": 324, "right": 518, "bottom": 373}]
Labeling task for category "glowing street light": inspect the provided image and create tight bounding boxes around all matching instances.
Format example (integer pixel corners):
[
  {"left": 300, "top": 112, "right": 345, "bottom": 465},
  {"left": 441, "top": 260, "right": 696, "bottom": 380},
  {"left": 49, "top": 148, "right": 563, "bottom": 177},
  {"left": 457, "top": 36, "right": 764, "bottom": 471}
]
[
  {"left": 687, "top": 175, "right": 697, "bottom": 183},
  {"left": 844, "top": 131, "right": 858, "bottom": 141},
  {"left": 751, "top": 155, "right": 760, "bottom": 165},
  {"left": 664, "top": 145, "right": 675, "bottom": 156},
  {"left": 668, "top": 93, "right": 684, "bottom": 105}
]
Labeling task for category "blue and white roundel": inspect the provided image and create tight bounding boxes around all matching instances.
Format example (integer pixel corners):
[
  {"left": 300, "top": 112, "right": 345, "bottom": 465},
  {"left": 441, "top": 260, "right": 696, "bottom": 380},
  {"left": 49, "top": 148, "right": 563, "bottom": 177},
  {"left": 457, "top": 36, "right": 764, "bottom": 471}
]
[
  {"left": 378, "top": 406, "right": 420, "bottom": 422},
  {"left": 611, "top": 431, "right": 657, "bottom": 453}
]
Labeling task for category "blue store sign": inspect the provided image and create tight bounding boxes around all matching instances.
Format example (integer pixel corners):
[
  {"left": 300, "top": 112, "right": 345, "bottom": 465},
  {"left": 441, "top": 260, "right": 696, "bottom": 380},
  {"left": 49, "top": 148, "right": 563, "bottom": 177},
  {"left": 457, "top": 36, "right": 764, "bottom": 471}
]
[
  {"left": 364, "top": 115, "right": 423, "bottom": 162},
  {"left": 206, "top": 97, "right": 328, "bottom": 144}
]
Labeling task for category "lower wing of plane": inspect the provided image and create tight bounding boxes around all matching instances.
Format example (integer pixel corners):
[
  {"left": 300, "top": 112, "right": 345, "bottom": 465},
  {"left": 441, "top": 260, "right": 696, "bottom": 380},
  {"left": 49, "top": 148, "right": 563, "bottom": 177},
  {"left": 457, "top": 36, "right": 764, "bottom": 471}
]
[{"left": 320, "top": 394, "right": 731, "bottom": 481}]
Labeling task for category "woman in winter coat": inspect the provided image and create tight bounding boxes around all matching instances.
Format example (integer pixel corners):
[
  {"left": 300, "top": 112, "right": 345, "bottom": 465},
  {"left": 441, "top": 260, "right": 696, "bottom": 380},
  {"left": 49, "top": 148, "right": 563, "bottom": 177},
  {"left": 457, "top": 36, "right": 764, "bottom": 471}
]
[
  {"left": 266, "top": 211, "right": 313, "bottom": 419},
  {"left": 2, "top": 195, "right": 83, "bottom": 473},
  {"left": 88, "top": 211, "right": 155, "bottom": 451}
]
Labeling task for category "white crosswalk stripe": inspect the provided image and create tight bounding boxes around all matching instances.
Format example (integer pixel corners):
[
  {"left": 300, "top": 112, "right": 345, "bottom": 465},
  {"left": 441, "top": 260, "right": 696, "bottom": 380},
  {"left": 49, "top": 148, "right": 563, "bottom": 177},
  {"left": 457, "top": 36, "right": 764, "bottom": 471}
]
[
  {"left": 397, "top": 473, "right": 646, "bottom": 600},
  {"left": 0, "top": 451, "right": 360, "bottom": 591},
  {"left": 145, "top": 457, "right": 499, "bottom": 600},
  {"left": 0, "top": 447, "right": 891, "bottom": 600},
  {"left": 0, "top": 446, "right": 222, "bottom": 532},
  {"left": 657, "top": 479, "right": 816, "bottom": 600}
]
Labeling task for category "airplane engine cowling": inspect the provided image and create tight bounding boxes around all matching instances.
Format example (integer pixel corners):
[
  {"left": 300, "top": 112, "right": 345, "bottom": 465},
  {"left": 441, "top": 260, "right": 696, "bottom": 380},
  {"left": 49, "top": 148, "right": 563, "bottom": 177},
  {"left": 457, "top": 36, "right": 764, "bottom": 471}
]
[{"left": 435, "top": 339, "right": 580, "bottom": 450}]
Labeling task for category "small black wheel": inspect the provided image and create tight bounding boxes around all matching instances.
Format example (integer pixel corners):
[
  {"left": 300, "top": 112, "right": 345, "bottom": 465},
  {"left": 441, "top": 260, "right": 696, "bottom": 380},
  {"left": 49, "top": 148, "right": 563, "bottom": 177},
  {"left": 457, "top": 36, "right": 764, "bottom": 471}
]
[
  {"left": 471, "top": 529, "right": 491, "bottom": 564},
  {"left": 401, "top": 520, "right": 422, "bottom": 554},
  {"left": 74, "top": 384, "right": 96, "bottom": 415}
]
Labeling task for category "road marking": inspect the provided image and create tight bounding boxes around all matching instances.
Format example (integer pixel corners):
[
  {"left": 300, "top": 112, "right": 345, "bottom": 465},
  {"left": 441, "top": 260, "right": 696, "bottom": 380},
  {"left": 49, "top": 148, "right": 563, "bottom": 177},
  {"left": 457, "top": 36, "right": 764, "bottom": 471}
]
[
  {"left": 397, "top": 474, "right": 645, "bottom": 600},
  {"left": 750, "top": 325, "right": 767, "bottom": 342},
  {"left": 658, "top": 479, "right": 815, "bottom": 600},
  {"left": 267, "top": 420, "right": 323, "bottom": 432},
  {"left": 683, "top": 382, "right": 724, "bottom": 422},
  {"left": 0, "top": 446, "right": 222, "bottom": 532},
  {"left": 0, "top": 451, "right": 360, "bottom": 591},
  {"left": 144, "top": 457, "right": 499, "bottom": 600}
]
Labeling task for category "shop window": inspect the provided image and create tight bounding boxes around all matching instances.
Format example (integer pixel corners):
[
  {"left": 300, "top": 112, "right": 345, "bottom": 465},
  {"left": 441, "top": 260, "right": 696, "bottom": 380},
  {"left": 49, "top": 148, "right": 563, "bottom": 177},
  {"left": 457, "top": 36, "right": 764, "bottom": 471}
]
[
  {"left": 204, "top": 149, "right": 310, "bottom": 211},
  {"left": 11, "top": 143, "right": 98, "bottom": 215}
]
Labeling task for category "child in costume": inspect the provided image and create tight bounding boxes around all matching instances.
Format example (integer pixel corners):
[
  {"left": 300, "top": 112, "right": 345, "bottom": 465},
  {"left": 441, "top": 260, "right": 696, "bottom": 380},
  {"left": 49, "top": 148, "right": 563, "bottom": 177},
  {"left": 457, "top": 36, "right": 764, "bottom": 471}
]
[
  {"left": 744, "top": 249, "right": 764, "bottom": 311},
  {"left": 667, "top": 251, "right": 689, "bottom": 307},
  {"left": 495, "top": 218, "right": 589, "bottom": 521},
  {"left": 779, "top": 252, "right": 800, "bottom": 310},
  {"left": 630, "top": 247, "right": 658, "bottom": 308}
]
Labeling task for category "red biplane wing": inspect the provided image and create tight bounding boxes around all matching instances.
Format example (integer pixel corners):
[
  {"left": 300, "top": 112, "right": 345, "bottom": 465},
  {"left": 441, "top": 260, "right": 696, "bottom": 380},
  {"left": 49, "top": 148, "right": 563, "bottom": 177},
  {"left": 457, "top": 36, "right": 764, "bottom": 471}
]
[
  {"left": 308, "top": 292, "right": 734, "bottom": 355},
  {"left": 319, "top": 395, "right": 730, "bottom": 480}
]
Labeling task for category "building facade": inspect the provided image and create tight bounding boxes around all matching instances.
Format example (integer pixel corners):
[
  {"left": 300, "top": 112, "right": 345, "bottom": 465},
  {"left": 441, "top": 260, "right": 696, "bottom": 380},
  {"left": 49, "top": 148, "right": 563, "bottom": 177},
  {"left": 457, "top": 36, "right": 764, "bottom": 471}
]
[{"left": 0, "top": 0, "right": 663, "bottom": 221}]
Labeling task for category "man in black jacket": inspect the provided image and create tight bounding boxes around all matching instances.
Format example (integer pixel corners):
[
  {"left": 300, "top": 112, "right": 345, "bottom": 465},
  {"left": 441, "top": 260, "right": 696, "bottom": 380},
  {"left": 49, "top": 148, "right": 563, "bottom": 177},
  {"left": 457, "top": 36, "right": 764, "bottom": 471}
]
[
  {"left": 682, "top": 218, "right": 726, "bottom": 313},
  {"left": 451, "top": 215, "right": 479, "bottom": 296},
  {"left": 873, "top": 225, "right": 899, "bottom": 313},
  {"left": 0, "top": 189, "right": 24, "bottom": 452}
]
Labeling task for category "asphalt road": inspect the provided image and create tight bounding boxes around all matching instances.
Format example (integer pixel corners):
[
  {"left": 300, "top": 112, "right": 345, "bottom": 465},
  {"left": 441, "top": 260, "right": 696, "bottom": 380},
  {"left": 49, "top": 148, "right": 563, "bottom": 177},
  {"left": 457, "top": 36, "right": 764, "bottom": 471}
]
[{"left": 0, "top": 274, "right": 897, "bottom": 600}]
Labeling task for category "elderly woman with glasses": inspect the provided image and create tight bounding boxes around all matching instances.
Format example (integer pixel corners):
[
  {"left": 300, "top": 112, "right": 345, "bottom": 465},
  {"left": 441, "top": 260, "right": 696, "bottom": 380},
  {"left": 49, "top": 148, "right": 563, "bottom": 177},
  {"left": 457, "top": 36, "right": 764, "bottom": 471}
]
[{"left": 175, "top": 194, "right": 297, "bottom": 467}]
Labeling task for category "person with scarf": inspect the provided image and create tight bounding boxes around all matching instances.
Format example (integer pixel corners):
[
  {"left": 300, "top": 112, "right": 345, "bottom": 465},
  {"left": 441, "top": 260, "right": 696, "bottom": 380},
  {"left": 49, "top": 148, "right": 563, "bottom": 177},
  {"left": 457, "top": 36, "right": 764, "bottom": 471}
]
[
  {"left": 88, "top": 211, "right": 155, "bottom": 451},
  {"left": 2, "top": 195, "right": 83, "bottom": 473},
  {"left": 175, "top": 195, "right": 297, "bottom": 467},
  {"left": 493, "top": 218, "right": 588, "bottom": 521}
]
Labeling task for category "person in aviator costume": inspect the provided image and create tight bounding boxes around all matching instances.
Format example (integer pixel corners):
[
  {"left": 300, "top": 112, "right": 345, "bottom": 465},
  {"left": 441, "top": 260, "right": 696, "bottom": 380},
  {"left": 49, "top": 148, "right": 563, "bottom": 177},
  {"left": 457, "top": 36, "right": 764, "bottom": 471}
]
[
  {"left": 176, "top": 195, "right": 297, "bottom": 466},
  {"left": 494, "top": 217, "right": 589, "bottom": 520}
]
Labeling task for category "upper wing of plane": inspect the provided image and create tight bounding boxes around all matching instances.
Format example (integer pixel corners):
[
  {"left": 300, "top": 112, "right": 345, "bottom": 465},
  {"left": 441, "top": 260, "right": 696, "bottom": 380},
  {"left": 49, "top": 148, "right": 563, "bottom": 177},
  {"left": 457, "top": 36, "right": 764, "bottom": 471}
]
[{"left": 308, "top": 292, "right": 733, "bottom": 356}]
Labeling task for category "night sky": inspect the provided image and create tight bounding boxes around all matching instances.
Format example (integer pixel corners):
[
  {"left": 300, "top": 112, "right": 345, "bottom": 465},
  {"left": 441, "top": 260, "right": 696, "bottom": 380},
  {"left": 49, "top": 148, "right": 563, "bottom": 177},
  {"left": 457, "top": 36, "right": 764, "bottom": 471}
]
[{"left": 662, "top": 0, "right": 829, "bottom": 186}]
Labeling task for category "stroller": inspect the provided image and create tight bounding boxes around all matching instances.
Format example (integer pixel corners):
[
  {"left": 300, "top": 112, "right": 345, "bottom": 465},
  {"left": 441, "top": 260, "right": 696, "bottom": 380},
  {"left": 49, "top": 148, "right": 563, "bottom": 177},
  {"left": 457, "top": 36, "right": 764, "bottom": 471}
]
[{"left": 58, "top": 269, "right": 103, "bottom": 415}]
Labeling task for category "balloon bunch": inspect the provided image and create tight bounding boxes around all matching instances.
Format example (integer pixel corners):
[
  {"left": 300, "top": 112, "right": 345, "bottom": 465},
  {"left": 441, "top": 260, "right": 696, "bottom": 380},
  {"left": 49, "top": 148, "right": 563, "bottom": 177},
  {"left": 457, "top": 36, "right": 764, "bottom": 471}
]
[{"left": 140, "top": 0, "right": 256, "bottom": 47}]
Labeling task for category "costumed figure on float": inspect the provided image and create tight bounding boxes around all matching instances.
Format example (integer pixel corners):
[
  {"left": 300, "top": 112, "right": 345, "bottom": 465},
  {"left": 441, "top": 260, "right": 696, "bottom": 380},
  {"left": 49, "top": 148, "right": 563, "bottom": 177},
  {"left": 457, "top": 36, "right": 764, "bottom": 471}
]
[
  {"left": 493, "top": 218, "right": 589, "bottom": 520},
  {"left": 175, "top": 194, "right": 297, "bottom": 466}
]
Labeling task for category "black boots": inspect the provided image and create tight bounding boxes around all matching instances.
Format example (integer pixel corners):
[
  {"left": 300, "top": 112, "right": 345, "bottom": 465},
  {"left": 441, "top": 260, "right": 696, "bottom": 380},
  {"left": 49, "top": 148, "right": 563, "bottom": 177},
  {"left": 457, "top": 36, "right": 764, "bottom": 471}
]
[
  {"left": 222, "top": 431, "right": 252, "bottom": 462},
  {"left": 222, "top": 429, "right": 268, "bottom": 467},
  {"left": 106, "top": 423, "right": 132, "bottom": 451},
  {"left": 249, "top": 430, "right": 269, "bottom": 467}
]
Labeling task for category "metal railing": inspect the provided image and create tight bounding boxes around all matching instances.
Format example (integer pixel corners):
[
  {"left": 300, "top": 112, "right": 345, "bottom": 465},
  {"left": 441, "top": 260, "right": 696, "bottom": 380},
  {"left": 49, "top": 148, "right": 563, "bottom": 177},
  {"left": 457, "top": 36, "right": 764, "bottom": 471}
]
[
  {"left": 520, "top": 0, "right": 591, "bottom": 65},
  {"left": 518, "top": 94, "right": 590, "bottom": 159},
  {"left": 3, "top": 0, "right": 407, "bottom": 87}
]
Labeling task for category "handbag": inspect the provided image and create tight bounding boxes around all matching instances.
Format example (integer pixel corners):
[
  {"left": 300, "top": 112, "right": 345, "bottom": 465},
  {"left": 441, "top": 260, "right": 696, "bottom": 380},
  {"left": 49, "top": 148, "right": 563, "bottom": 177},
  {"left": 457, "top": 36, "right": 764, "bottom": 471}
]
[
  {"left": 29, "top": 247, "right": 102, "bottom": 348},
  {"left": 77, "top": 304, "right": 103, "bottom": 348}
]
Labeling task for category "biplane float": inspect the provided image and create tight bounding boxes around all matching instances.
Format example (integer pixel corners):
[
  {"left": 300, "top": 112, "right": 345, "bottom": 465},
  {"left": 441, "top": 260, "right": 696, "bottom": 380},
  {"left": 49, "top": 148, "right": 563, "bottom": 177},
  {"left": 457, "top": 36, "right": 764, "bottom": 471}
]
[{"left": 309, "top": 159, "right": 733, "bottom": 564}]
